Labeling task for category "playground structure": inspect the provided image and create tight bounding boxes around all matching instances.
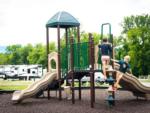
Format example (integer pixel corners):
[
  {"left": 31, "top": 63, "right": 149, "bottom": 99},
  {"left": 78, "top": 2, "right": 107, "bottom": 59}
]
[
  {"left": 45, "top": 11, "right": 102, "bottom": 107},
  {"left": 11, "top": 11, "right": 150, "bottom": 108}
]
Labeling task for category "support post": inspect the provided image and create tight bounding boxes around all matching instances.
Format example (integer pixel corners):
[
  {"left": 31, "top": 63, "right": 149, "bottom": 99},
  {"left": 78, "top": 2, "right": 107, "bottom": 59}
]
[
  {"left": 110, "top": 34, "right": 114, "bottom": 68},
  {"left": 70, "top": 36, "right": 75, "bottom": 104},
  {"left": 65, "top": 28, "right": 69, "bottom": 85},
  {"left": 77, "top": 26, "right": 81, "bottom": 100},
  {"left": 48, "top": 89, "right": 50, "bottom": 99},
  {"left": 89, "top": 33, "right": 95, "bottom": 108},
  {"left": 46, "top": 27, "right": 50, "bottom": 100},
  {"left": 46, "top": 27, "right": 49, "bottom": 72},
  {"left": 57, "top": 25, "right": 62, "bottom": 100},
  {"left": 79, "top": 79, "right": 81, "bottom": 100},
  {"left": 91, "top": 35, "right": 95, "bottom": 103}
]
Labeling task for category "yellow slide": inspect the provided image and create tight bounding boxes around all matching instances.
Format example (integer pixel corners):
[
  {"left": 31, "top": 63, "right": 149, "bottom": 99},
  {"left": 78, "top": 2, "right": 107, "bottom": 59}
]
[
  {"left": 11, "top": 72, "right": 57, "bottom": 103},
  {"left": 120, "top": 73, "right": 150, "bottom": 99}
]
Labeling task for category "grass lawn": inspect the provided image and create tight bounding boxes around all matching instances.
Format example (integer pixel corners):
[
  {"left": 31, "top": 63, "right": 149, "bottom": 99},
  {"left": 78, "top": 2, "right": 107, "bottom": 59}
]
[
  {"left": 0, "top": 79, "right": 108, "bottom": 91},
  {"left": 0, "top": 79, "right": 33, "bottom": 90},
  {"left": 0, "top": 78, "right": 149, "bottom": 91},
  {"left": 139, "top": 79, "right": 150, "bottom": 82}
]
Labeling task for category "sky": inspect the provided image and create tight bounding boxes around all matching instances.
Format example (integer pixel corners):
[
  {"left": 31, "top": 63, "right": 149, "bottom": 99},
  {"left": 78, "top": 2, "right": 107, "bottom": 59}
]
[{"left": 0, "top": 0, "right": 150, "bottom": 46}]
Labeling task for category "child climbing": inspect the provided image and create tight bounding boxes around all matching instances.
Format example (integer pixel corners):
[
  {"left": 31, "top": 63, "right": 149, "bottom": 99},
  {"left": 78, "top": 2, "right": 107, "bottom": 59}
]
[
  {"left": 98, "top": 38, "right": 112, "bottom": 79},
  {"left": 111, "top": 55, "right": 131, "bottom": 89}
]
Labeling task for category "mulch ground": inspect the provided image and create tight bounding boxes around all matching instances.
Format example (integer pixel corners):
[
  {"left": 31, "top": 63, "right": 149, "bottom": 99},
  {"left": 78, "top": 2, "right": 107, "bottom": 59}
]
[{"left": 0, "top": 89, "right": 150, "bottom": 113}]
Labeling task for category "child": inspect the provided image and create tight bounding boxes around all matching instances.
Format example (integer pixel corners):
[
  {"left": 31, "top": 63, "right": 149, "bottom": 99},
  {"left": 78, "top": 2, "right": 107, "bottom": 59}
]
[
  {"left": 111, "top": 55, "right": 131, "bottom": 89},
  {"left": 98, "top": 38, "right": 112, "bottom": 79}
]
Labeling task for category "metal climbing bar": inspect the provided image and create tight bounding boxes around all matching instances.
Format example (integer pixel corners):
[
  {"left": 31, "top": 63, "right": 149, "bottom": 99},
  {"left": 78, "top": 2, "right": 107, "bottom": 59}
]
[{"left": 101, "top": 23, "right": 111, "bottom": 40}]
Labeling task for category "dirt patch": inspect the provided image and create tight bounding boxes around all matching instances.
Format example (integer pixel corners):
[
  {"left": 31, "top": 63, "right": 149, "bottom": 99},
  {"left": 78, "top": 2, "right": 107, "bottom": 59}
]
[{"left": 0, "top": 89, "right": 150, "bottom": 113}]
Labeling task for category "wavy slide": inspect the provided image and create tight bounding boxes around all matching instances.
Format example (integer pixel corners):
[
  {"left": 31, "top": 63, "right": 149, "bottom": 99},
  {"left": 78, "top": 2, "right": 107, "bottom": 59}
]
[
  {"left": 11, "top": 72, "right": 57, "bottom": 103},
  {"left": 120, "top": 73, "right": 150, "bottom": 99}
]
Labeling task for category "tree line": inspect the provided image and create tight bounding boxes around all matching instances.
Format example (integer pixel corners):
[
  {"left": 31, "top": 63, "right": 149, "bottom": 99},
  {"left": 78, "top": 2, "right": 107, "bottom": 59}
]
[
  {"left": 0, "top": 14, "right": 149, "bottom": 76},
  {"left": 115, "top": 14, "right": 150, "bottom": 76},
  {"left": 0, "top": 42, "right": 56, "bottom": 68}
]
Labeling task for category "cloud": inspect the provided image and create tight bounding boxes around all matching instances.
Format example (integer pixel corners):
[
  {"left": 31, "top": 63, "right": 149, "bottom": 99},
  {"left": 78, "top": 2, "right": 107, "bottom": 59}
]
[{"left": 0, "top": 0, "right": 150, "bottom": 46}]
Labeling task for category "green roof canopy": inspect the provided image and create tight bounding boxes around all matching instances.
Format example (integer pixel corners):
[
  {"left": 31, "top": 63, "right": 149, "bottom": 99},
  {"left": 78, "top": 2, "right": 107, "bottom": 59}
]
[{"left": 46, "top": 11, "right": 80, "bottom": 28}]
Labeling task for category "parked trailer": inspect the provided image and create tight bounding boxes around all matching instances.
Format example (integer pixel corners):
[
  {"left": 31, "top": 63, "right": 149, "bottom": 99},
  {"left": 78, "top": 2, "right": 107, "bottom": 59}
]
[{"left": 0, "top": 65, "right": 43, "bottom": 80}]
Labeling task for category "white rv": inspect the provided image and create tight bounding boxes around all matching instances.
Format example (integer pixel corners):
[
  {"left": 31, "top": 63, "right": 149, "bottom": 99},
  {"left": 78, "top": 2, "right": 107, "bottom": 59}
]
[{"left": 0, "top": 65, "right": 43, "bottom": 80}]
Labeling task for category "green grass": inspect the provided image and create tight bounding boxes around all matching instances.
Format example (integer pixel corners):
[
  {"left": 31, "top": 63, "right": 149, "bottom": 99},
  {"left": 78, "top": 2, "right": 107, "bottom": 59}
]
[
  {"left": 139, "top": 79, "right": 150, "bottom": 83},
  {"left": 0, "top": 79, "right": 33, "bottom": 90},
  {"left": 0, "top": 78, "right": 149, "bottom": 91},
  {"left": 0, "top": 85, "right": 28, "bottom": 90}
]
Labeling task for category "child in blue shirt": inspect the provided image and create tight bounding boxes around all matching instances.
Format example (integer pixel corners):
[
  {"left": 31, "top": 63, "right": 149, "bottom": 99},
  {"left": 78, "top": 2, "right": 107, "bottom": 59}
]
[
  {"left": 111, "top": 55, "right": 131, "bottom": 89},
  {"left": 98, "top": 38, "right": 112, "bottom": 78}
]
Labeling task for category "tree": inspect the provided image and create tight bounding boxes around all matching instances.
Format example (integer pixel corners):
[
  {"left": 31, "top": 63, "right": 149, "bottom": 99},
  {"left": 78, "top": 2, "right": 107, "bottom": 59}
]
[
  {"left": 0, "top": 53, "right": 9, "bottom": 65},
  {"left": 27, "top": 42, "right": 56, "bottom": 68},
  {"left": 0, "top": 42, "right": 56, "bottom": 68},
  {"left": 113, "top": 36, "right": 130, "bottom": 60},
  {"left": 121, "top": 14, "right": 150, "bottom": 76},
  {"left": 27, "top": 43, "right": 45, "bottom": 65},
  {"left": 6, "top": 44, "right": 22, "bottom": 64}
]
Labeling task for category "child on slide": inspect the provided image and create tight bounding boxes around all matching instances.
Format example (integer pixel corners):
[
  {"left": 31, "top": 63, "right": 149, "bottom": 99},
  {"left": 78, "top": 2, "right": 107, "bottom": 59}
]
[
  {"left": 111, "top": 55, "right": 132, "bottom": 89},
  {"left": 98, "top": 38, "right": 112, "bottom": 79}
]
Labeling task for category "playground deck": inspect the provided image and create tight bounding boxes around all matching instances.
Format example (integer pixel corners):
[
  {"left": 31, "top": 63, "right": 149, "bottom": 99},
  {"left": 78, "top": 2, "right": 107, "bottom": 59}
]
[{"left": 0, "top": 89, "right": 150, "bottom": 113}]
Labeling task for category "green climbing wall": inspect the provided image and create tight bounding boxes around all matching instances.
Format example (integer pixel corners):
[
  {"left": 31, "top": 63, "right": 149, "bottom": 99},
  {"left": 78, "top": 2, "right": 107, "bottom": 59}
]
[{"left": 60, "top": 42, "right": 90, "bottom": 76}]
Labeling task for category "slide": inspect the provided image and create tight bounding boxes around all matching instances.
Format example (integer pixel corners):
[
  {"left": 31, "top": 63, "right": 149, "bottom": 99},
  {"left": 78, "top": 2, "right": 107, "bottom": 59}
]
[
  {"left": 11, "top": 71, "right": 57, "bottom": 103},
  {"left": 119, "top": 73, "right": 150, "bottom": 99}
]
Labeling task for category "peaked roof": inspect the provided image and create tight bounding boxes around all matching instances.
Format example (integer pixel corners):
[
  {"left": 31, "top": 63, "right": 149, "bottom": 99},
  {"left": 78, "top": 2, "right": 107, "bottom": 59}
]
[{"left": 46, "top": 11, "right": 80, "bottom": 28}]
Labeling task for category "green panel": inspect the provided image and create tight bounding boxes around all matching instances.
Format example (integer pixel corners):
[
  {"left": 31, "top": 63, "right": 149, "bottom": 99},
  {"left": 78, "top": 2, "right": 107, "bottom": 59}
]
[
  {"left": 61, "top": 42, "right": 90, "bottom": 77},
  {"left": 79, "top": 42, "right": 89, "bottom": 70},
  {"left": 61, "top": 47, "right": 68, "bottom": 77}
]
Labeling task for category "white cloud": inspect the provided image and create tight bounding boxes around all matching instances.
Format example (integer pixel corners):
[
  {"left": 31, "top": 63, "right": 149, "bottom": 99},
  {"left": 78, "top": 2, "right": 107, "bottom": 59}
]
[{"left": 0, "top": 0, "right": 150, "bottom": 46}]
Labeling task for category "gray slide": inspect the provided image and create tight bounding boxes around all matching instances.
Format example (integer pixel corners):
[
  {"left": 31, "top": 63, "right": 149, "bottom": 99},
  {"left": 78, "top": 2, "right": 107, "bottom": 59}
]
[{"left": 120, "top": 73, "right": 150, "bottom": 99}]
